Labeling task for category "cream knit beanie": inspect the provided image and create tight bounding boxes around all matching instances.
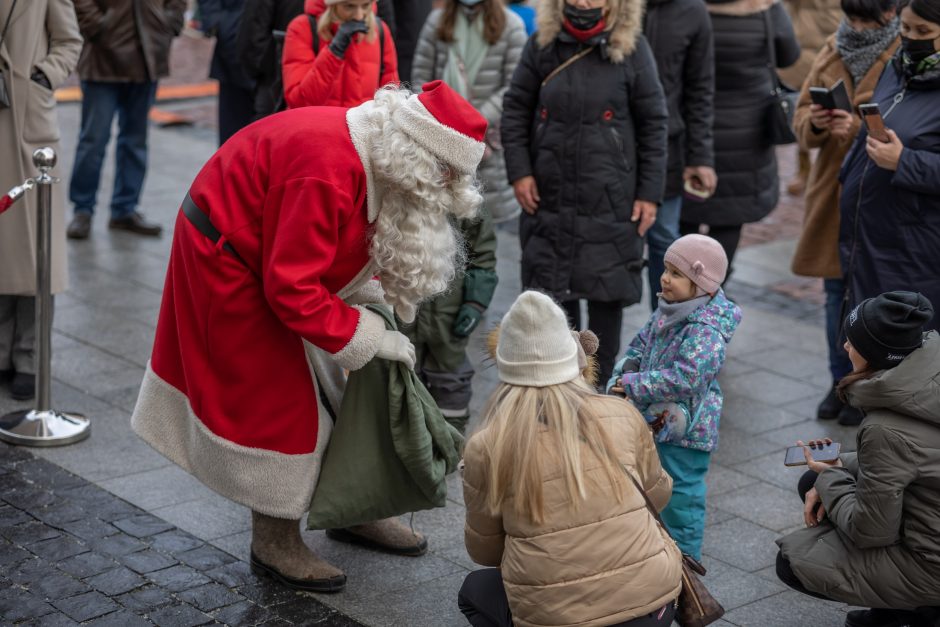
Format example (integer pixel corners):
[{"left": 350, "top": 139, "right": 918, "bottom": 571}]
[{"left": 496, "top": 291, "right": 580, "bottom": 387}]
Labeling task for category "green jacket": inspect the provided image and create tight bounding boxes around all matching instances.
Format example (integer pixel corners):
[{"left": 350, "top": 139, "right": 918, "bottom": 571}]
[
  {"left": 401, "top": 210, "right": 498, "bottom": 371},
  {"left": 777, "top": 332, "right": 940, "bottom": 609}
]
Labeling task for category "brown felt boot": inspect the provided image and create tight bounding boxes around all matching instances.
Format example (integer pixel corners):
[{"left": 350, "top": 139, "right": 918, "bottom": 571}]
[
  {"left": 787, "top": 149, "right": 811, "bottom": 196},
  {"left": 326, "top": 517, "right": 428, "bottom": 556},
  {"left": 250, "top": 511, "right": 346, "bottom": 592}
]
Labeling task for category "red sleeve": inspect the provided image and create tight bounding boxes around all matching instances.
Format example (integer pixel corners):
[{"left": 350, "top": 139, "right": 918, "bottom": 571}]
[
  {"left": 261, "top": 177, "right": 373, "bottom": 358},
  {"left": 379, "top": 24, "right": 399, "bottom": 88},
  {"left": 282, "top": 16, "right": 343, "bottom": 108}
]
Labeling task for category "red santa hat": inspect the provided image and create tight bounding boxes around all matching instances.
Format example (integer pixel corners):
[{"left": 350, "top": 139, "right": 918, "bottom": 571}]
[{"left": 392, "top": 81, "right": 488, "bottom": 174}]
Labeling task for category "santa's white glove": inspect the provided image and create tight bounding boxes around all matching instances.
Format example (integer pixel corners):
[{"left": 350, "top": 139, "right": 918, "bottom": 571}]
[{"left": 376, "top": 330, "right": 416, "bottom": 369}]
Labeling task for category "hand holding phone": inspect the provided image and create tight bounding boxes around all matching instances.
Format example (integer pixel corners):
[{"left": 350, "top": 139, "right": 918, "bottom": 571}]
[
  {"left": 784, "top": 439, "right": 841, "bottom": 467},
  {"left": 859, "top": 103, "right": 890, "bottom": 142}
]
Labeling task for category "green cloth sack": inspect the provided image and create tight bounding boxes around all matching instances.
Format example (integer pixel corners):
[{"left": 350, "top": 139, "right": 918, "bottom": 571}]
[{"left": 307, "top": 305, "right": 464, "bottom": 530}]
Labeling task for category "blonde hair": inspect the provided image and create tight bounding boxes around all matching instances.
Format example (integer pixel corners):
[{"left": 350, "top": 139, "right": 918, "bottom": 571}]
[
  {"left": 478, "top": 379, "right": 626, "bottom": 525},
  {"left": 318, "top": 3, "right": 378, "bottom": 43}
]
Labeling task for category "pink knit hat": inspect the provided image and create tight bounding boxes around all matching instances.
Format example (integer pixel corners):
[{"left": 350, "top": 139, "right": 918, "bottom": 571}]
[{"left": 664, "top": 234, "right": 728, "bottom": 294}]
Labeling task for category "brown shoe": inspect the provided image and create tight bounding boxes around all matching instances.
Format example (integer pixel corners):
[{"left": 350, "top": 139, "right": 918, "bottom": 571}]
[
  {"left": 327, "top": 518, "right": 428, "bottom": 556},
  {"left": 250, "top": 511, "right": 346, "bottom": 593},
  {"left": 108, "top": 212, "right": 163, "bottom": 236},
  {"left": 66, "top": 213, "right": 92, "bottom": 240}
]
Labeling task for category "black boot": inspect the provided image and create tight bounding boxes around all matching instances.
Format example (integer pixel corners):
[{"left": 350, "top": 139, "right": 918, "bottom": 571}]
[
  {"left": 817, "top": 385, "right": 844, "bottom": 420},
  {"left": 845, "top": 608, "right": 924, "bottom": 627},
  {"left": 838, "top": 404, "right": 865, "bottom": 426}
]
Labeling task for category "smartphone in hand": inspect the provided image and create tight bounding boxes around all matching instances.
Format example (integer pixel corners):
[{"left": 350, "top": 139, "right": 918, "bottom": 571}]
[
  {"left": 859, "top": 103, "right": 890, "bottom": 142},
  {"left": 784, "top": 441, "right": 841, "bottom": 467}
]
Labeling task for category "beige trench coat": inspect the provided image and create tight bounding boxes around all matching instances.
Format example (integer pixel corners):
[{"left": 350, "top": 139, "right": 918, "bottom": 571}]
[
  {"left": 0, "top": 0, "right": 81, "bottom": 295},
  {"left": 778, "top": 0, "right": 842, "bottom": 89}
]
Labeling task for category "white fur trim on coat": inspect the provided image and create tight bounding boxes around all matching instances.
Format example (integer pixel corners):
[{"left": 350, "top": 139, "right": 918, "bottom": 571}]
[
  {"left": 537, "top": 0, "right": 644, "bottom": 63},
  {"left": 344, "top": 278, "right": 386, "bottom": 306},
  {"left": 132, "top": 364, "right": 332, "bottom": 519},
  {"left": 391, "top": 99, "right": 485, "bottom": 174},
  {"left": 331, "top": 305, "right": 386, "bottom": 371},
  {"left": 347, "top": 102, "right": 383, "bottom": 224}
]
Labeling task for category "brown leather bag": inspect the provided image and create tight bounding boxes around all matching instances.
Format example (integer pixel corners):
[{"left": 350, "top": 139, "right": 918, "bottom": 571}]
[{"left": 624, "top": 470, "right": 725, "bottom": 627}]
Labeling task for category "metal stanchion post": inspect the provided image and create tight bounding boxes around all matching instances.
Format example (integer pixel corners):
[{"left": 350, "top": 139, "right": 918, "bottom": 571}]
[{"left": 0, "top": 148, "right": 90, "bottom": 446}]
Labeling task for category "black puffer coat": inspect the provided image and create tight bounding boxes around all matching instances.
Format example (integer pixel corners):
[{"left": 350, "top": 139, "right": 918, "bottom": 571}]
[
  {"left": 502, "top": 10, "right": 668, "bottom": 305},
  {"left": 644, "top": 0, "right": 715, "bottom": 199},
  {"left": 236, "top": 0, "right": 304, "bottom": 116},
  {"left": 681, "top": 0, "right": 799, "bottom": 226}
]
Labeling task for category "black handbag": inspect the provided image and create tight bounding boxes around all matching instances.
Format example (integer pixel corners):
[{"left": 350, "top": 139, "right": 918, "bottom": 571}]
[
  {"left": 0, "top": 0, "right": 19, "bottom": 110},
  {"left": 763, "top": 11, "right": 798, "bottom": 145}
]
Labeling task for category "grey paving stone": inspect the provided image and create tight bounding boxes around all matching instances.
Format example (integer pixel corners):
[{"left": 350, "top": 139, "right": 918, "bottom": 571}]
[
  {"left": 701, "top": 557, "right": 787, "bottom": 611},
  {"left": 19, "top": 611, "right": 81, "bottom": 626},
  {"left": 57, "top": 552, "right": 119, "bottom": 579},
  {"left": 211, "top": 600, "right": 275, "bottom": 626},
  {"left": 152, "top": 496, "right": 250, "bottom": 542},
  {"left": 706, "top": 505, "right": 737, "bottom": 528},
  {"left": 711, "top": 483, "right": 804, "bottom": 532},
  {"left": 704, "top": 465, "right": 759, "bottom": 497},
  {"left": 738, "top": 346, "right": 832, "bottom": 386},
  {"left": 721, "top": 370, "right": 826, "bottom": 408},
  {"left": 84, "top": 609, "right": 153, "bottom": 627},
  {"left": 208, "top": 530, "right": 249, "bottom": 561},
  {"left": 114, "top": 584, "right": 175, "bottom": 612},
  {"left": 28, "top": 535, "right": 89, "bottom": 561},
  {"left": 410, "top": 502, "right": 467, "bottom": 550},
  {"left": 52, "top": 590, "right": 120, "bottom": 622},
  {"left": 29, "top": 568, "right": 92, "bottom": 602},
  {"left": 340, "top": 571, "right": 469, "bottom": 627},
  {"left": 271, "top": 595, "right": 364, "bottom": 625},
  {"left": 722, "top": 590, "right": 848, "bottom": 627},
  {"left": 702, "top": 518, "right": 781, "bottom": 573},
  {"left": 149, "top": 529, "right": 206, "bottom": 555},
  {"left": 721, "top": 395, "right": 809, "bottom": 435},
  {"left": 146, "top": 564, "right": 213, "bottom": 592},
  {"left": 204, "top": 559, "right": 255, "bottom": 589},
  {"left": 0, "top": 539, "right": 33, "bottom": 567},
  {"left": 58, "top": 517, "right": 120, "bottom": 541},
  {"left": 711, "top": 427, "right": 782, "bottom": 466},
  {"left": 0, "top": 586, "right": 56, "bottom": 622},
  {"left": 113, "top": 514, "right": 177, "bottom": 539},
  {"left": 176, "top": 544, "right": 237, "bottom": 572},
  {"left": 85, "top": 566, "right": 148, "bottom": 596},
  {"left": 147, "top": 602, "right": 213, "bottom": 627},
  {"left": 733, "top": 450, "right": 813, "bottom": 492},
  {"left": 0, "top": 503, "right": 32, "bottom": 527},
  {"left": 177, "top": 582, "right": 243, "bottom": 612},
  {"left": 32, "top": 500, "right": 89, "bottom": 526},
  {"left": 88, "top": 533, "right": 148, "bottom": 557},
  {"left": 1, "top": 520, "right": 62, "bottom": 545},
  {"left": 100, "top": 465, "right": 215, "bottom": 511},
  {"left": 3, "top": 486, "right": 57, "bottom": 510}
]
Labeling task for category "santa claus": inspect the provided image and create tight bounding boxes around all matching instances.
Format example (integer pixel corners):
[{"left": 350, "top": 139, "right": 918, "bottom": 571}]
[{"left": 131, "top": 81, "right": 487, "bottom": 592}]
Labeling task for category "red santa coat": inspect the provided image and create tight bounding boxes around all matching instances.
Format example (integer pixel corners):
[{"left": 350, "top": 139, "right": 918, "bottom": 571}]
[
  {"left": 282, "top": 0, "right": 399, "bottom": 109},
  {"left": 132, "top": 104, "right": 388, "bottom": 519}
]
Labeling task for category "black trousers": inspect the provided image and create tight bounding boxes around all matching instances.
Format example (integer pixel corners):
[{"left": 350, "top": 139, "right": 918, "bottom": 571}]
[
  {"left": 561, "top": 299, "right": 623, "bottom": 386},
  {"left": 458, "top": 569, "right": 676, "bottom": 627},
  {"left": 679, "top": 222, "right": 742, "bottom": 272}
]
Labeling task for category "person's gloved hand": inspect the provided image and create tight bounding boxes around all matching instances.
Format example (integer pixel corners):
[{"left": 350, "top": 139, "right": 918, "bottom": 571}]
[
  {"left": 376, "top": 330, "right": 416, "bottom": 369},
  {"left": 452, "top": 302, "right": 485, "bottom": 338},
  {"left": 329, "top": 20, "right": 369, "bottom": 59}
]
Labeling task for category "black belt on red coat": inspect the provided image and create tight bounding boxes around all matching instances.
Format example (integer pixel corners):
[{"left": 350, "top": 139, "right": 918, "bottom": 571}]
[{"left": 181, "top": 193, "right": 248, "bottom": 268}]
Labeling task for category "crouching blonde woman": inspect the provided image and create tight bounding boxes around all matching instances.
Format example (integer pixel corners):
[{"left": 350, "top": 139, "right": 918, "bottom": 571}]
[{"left": 458, "top": 291, "right": 682, "bottom": 627}]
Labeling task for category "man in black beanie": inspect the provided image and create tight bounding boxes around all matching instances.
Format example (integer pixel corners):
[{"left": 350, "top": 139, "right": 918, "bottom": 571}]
[{"left": 844, "top": 291, "right": 934, "bottom": 372}]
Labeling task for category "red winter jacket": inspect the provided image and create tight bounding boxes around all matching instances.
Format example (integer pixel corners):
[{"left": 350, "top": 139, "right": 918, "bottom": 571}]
[{"left": 282, "top": 0, "right": 399, "bottom": 108}]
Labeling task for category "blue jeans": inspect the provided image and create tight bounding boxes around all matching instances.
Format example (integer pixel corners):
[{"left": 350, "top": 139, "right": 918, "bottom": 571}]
[
  {"left": 647, "top": 196, "right": 682, "bottom": 310},
  {"left": 824, "top": 278, "right": 853, "bottom": 381},
  {"left": 69, "top": 81, "right": 157, "bottom": 219}
]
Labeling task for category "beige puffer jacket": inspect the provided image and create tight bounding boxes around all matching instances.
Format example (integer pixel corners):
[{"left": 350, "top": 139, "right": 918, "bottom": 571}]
[{"left": 462, "top": 395, "right": 683, "bottom": 627}]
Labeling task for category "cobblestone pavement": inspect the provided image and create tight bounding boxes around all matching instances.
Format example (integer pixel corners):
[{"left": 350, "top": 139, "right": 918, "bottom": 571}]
[{"left": 0, "top": 444, "right": 362, "bottom": 626}]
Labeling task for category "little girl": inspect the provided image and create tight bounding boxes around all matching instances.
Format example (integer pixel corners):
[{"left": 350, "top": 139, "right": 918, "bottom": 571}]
[{"left": 608, "top": 234, "right": 742, "bottom": 559}]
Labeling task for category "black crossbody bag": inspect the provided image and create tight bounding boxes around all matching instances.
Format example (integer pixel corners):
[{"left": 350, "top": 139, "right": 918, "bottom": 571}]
[{"left": 763, "top": 10, "right": 798, "bottom": 145}]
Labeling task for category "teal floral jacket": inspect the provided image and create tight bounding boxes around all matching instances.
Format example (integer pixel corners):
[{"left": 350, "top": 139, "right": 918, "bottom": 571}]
[{"left": 608, "top": 291, "right": 741, "bottom": 452}]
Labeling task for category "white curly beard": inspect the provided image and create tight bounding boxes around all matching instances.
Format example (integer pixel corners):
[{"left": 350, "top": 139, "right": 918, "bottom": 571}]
[{"left": 367, "top": 88, "right": 484, "bottom": 323}]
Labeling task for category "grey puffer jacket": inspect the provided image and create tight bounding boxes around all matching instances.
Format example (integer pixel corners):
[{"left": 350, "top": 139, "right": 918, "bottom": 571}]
[
  {"left": 777, "top": 331, "right": 940, "bottom": 609},
  {"left": 411, "top": 8, "right": 527, "bottom": 223}
]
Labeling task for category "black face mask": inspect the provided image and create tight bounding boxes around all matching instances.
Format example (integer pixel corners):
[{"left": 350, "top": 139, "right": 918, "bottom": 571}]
[
  {"left": 563, "top": 4, "right": 603, "bottom": 30},
  {"left": 902, "top": 35, "right": 939, "bottom": 65}
]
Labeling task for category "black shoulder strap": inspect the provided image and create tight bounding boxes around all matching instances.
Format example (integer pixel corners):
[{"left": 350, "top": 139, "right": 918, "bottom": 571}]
[
  {"left": 308, "top": 13, "right": 320, "bottom": 54},
  {"left": 0, "top": 0, "right": 19, "bottom": 51},
  {"left": 377, "top": 17, "right": 385, "bottom": 86}
]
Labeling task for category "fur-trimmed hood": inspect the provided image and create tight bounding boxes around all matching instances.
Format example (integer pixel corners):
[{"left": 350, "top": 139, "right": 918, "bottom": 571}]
[
  {"left": 536, "top": 0, "right": 644, "bottom": 63},
  {"left": 705, "top": 0, "right": 777, "bottom": 16}
]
